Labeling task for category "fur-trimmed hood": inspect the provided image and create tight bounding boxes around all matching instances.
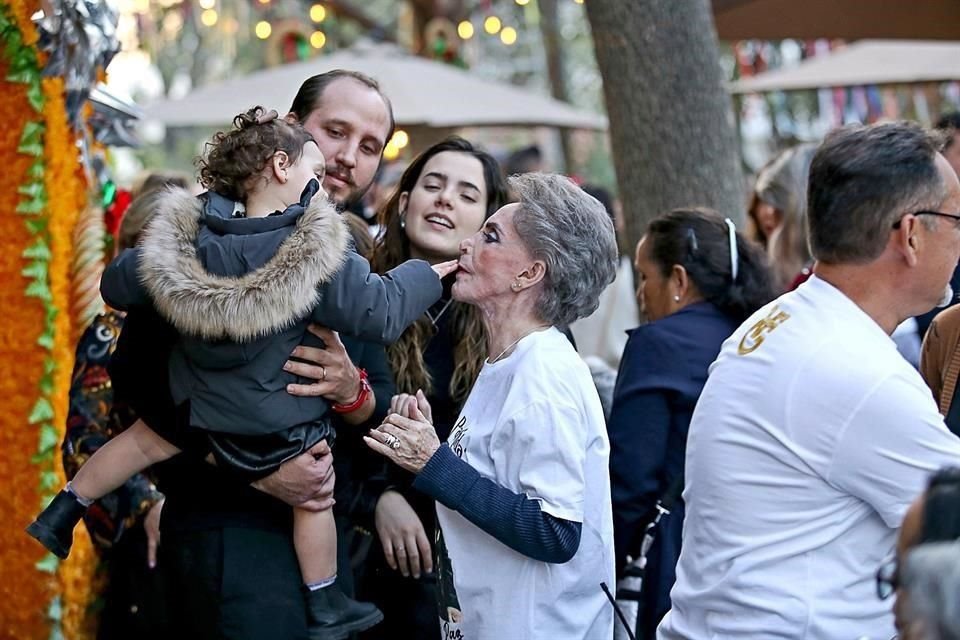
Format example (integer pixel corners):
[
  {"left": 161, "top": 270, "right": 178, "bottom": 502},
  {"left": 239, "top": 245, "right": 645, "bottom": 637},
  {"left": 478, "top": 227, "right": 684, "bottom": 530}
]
[{"left": 137, "top": 188, "right": 350, "bottom": 342}]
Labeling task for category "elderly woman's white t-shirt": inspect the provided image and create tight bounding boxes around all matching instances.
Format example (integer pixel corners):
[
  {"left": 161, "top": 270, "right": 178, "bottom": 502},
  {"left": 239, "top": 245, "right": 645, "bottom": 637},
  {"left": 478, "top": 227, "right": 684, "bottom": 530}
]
[{"left": 435, "top": 327, "right": 615, "bottom": 640}]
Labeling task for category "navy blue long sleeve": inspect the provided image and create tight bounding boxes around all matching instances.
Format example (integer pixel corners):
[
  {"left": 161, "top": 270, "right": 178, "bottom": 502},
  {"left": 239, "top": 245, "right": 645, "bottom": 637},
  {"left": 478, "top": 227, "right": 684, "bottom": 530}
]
[
  {"left": 608, "top": 377, "right": 673, "bottom": 569},
  {"left": 413, "top": 444, "right": 581, "bottom": 563}
]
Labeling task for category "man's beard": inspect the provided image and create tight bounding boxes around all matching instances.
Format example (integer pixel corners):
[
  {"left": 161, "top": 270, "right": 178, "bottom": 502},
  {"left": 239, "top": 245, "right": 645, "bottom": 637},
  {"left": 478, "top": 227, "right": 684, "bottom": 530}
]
[{"left": 938, "top": 283, "right": 956, "bottom": 308}]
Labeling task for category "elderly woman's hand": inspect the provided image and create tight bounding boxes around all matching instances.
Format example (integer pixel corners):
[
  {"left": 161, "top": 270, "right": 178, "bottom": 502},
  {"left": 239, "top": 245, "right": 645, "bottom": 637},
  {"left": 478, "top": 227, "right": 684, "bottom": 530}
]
[
  {"left": 389, "top": 390, "right": 434, "bottom": 426},
  {"left": 365, "top": 393, "right": 440, "bottom": 474}
]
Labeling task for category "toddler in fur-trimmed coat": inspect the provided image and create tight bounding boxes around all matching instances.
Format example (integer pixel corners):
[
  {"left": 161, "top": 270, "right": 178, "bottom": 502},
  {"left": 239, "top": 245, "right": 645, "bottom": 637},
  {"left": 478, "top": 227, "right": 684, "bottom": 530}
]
[{"left": 28, "top": 107, "right": 456, "bottom": 640}]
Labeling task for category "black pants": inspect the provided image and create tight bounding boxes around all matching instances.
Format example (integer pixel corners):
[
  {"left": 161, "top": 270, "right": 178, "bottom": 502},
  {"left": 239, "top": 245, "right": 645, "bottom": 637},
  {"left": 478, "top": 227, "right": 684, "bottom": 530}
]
[
  {"left": 161, "top": 526, "right": 309, "bottom": 640},
  {"left": 97, "top": 527, "right": 171, "bottom": 640},
  {"left": 357, "top": 546, "right": 440, "bottom": 640}
]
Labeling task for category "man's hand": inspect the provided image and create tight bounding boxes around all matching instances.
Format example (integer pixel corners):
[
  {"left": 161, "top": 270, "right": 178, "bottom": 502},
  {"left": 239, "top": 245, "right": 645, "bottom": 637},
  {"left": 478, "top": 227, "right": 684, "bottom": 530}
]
[
  {"left": 144, "top": 498, "right": 164, "bottom": 569},
  {"left": 252, "top": 440, "right": 335, "bottom": 512},
  {"left": 374, "top": 490, "right": 433, "bottom": 579},
  {"left": 285, "top": 325, "right": 360, "bottom": 404}
]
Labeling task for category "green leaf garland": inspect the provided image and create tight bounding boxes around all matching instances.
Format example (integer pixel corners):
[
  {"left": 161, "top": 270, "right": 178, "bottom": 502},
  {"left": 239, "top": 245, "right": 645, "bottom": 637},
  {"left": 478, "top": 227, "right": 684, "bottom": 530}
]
[{"left": 0, "top": 4, "right": 63, "bottom": 639}]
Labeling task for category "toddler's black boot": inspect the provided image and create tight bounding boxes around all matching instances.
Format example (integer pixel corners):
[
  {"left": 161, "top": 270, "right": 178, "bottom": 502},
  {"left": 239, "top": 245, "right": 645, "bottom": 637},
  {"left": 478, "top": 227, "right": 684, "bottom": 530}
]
[
  {"left": 305, "top": 583, "right": 383, "bottom": 640},
  {"left": 26, "top": 488, "right": 87, "bottom": 559}
]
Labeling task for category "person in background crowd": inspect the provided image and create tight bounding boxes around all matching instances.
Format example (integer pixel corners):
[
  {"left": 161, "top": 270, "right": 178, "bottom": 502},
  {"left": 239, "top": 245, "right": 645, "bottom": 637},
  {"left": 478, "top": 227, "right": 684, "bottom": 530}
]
[
  {"left": 920, "top": 303, "right": 960, "bottom": 435},
  {"left": 879, "top": 468, "right": 960, "bottom": 638},
  {"left": 569, "top": 184, "right": 638, "bottom": 371},
  {"left": 105, "top": 70, "right": 399, "bottom": 639},
  {"left": 503, "top": 144, "right": 543, "bottom": 177},
  {"left": 897, "top": 542, "right": 960, "bottom": 640},
  {"left": 367, "top": 173, "right": 618, "bottom": 639},
  {"left": 916, "top": 112, "right": 960, "bottom": 338},
  {"left": 361, "top": 136, "right": 507, "bottom": 639},
  {"left": 937, "top": 112, "right": 960, "bottom": 179},
  {"left": 920, "top": 114, "right": 960, "bottom": 405},
  {"left": 610, "top": 208, "right": 776, "bottom": 638},
  {"left": 61, "top": 170, "right": 189, "bottom": 640},
  {"left": 659, "top": 121, "right": 960, "bottom": 640},
  {"left": 358, "top": 163, "right": 404, "bottom": 233},
  {"left": 747, "top": 144, "right": 816, "bottom": 292}
]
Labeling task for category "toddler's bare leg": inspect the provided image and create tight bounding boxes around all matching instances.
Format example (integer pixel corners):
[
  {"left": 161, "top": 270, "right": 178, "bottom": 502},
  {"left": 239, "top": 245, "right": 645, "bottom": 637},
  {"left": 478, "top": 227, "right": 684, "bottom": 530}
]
[
  {"left": 71, "top": 419, "right": 180, "bottom": 501},
  {"left": 293, "top": 505, "right": 337, "bottom": 585}
]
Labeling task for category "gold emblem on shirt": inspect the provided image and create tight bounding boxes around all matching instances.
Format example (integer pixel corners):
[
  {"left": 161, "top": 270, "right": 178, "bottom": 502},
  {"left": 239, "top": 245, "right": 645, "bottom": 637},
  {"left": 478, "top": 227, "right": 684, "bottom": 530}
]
[{"left": 738, "top": 306, "right": 791, "bottom": 355}]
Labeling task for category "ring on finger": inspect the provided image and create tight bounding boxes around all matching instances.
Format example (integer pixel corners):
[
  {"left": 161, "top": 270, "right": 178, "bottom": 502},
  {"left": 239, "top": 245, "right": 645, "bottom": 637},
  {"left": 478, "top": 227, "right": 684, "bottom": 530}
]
[{"left": 320, "top": 366, "right": 326, "bottom": 381}]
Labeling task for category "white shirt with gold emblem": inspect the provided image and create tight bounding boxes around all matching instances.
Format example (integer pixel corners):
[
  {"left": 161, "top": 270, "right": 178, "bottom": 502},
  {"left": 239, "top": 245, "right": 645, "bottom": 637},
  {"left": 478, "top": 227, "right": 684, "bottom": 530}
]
[{"left": 658, "top": 275, "right": 960, "bottom": 640}]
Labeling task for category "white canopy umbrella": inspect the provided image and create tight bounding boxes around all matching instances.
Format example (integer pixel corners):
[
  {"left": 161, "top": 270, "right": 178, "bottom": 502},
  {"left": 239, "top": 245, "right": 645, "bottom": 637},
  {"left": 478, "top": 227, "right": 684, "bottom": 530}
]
[
  {"left": 731, "top": 40, "right": 960, "bottom": 94},
  {"left": 142, "top": 42, "right": 606, "bottom": 130}
]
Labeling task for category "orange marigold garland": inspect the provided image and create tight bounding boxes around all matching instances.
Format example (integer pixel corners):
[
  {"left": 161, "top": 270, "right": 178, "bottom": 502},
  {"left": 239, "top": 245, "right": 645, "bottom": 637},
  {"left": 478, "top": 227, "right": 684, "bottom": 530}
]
[
  {"left": 44, "top": 74, "right": 97, "bottom": 640},
  {"left": 3, "top": 0, "right": 118, "bottom": 636},
  {"left": 0, "top": 1, "right": 57, "bottom": 638}
]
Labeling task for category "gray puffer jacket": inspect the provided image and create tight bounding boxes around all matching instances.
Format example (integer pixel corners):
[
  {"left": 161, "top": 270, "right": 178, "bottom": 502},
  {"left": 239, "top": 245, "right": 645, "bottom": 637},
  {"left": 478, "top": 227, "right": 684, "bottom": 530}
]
[{"left": 101, "top": 187, "right": 441, "bottom": 437}]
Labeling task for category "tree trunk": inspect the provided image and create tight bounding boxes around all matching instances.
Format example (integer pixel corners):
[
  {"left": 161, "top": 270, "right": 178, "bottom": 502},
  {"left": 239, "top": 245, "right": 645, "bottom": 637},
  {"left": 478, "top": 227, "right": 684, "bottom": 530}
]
[
  {"left": 584, "top": 0, "right": 744, "bottom": 254},
  {"left": 538, "top": 0, "right": 575, "bottom": 175}
]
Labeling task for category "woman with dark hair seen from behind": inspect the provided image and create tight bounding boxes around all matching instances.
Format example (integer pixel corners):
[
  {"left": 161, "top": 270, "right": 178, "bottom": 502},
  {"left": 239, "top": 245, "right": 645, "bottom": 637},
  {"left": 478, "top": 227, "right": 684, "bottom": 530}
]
[
  {"left": 609, "top": 208, "right": 776, "bottom": 638},
  {"left": 360, "top": 136, "right": 508, "bottom": 638}
]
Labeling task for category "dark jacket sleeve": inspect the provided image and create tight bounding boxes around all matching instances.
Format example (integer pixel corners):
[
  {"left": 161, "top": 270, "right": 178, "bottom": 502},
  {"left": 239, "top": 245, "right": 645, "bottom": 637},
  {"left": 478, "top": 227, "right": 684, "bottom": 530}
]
[
  {"left": 108, "top": 307, "right": 179, "bottom": 433},
  {"left": 311, "top": 254, "right": 441, "bottom": 345},
  {"left": 413, "top": 445, "right": 582, "bottom": 563},
  {"left": 101, "top": 248, "right": 150, "bottom": 310},
  {"left": 608, "top": 327, "right": 679, "bottom": 569}
]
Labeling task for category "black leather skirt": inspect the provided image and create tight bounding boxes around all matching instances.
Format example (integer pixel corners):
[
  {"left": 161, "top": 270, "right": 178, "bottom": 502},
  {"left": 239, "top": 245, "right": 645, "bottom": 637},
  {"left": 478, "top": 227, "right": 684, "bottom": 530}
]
[{"left": 205, "top": 420, "right": 334, "bottom": 480}]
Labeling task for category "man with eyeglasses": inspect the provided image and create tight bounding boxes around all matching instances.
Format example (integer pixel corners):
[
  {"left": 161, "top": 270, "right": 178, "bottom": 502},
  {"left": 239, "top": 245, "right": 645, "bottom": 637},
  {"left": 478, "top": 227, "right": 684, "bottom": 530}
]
[{"left": 659, "top": 121, "right": 960, "bottom": 640}]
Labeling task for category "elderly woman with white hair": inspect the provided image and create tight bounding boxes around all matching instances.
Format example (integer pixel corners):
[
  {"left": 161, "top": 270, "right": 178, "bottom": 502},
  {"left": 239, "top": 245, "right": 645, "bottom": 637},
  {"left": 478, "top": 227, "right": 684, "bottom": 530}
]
[{"left": 365, "top": 173, "right": 618, "bottom": 639}]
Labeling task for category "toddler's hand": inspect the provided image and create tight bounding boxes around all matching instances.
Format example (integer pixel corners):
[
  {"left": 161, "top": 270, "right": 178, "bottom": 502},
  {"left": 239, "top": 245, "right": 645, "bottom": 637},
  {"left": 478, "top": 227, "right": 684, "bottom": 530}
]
[{"left": 431, "top": 260, "right": 459, "bottom": 279}]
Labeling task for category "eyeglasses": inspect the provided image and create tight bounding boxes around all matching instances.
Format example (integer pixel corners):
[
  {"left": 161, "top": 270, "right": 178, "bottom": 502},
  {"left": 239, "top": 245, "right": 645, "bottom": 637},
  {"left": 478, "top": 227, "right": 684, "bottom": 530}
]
[
  {"left": 876, "top": 557, "right": 899, "bottom": 600},
  {"left": 892, "top": 210, "right": 960, "bottom": 229}
]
